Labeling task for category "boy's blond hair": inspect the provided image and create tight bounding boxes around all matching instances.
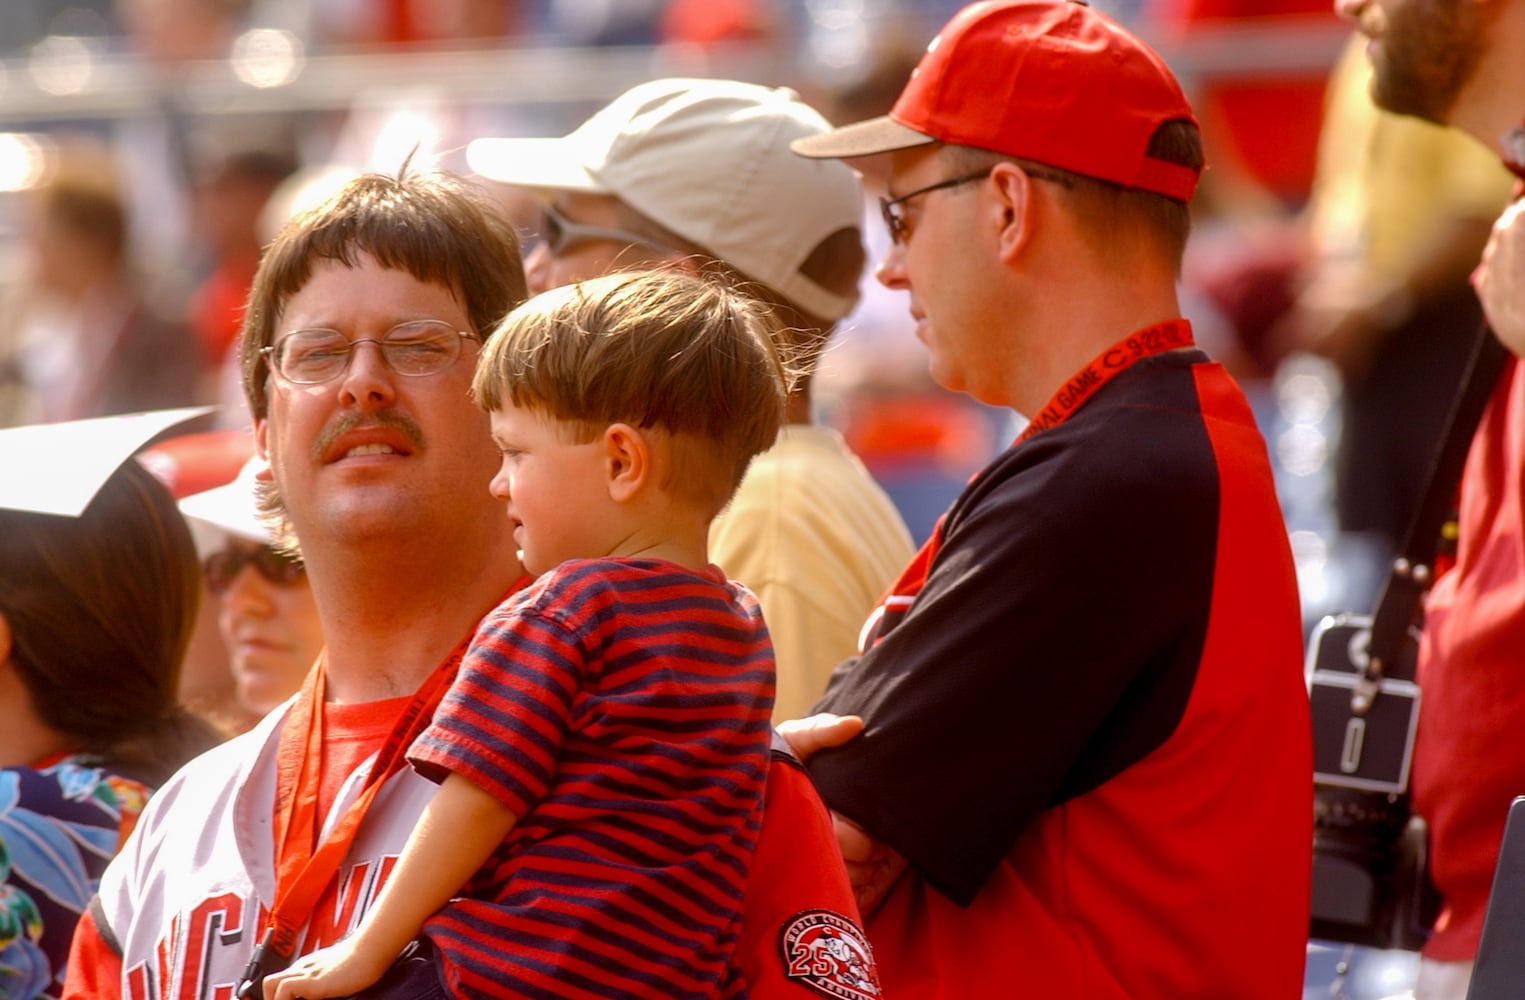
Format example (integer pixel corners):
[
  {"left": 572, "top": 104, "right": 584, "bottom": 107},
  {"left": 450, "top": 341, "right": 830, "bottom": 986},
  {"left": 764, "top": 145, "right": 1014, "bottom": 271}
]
[{"left": 472, "top": 269, "right": 796, "bottom": 514}]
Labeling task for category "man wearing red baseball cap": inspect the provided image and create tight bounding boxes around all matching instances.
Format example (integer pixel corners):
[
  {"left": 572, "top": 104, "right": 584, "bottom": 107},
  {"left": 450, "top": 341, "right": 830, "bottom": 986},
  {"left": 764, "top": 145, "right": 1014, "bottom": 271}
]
[{"left": 784, "top": 2, "right": 1313, "bottom": 996}]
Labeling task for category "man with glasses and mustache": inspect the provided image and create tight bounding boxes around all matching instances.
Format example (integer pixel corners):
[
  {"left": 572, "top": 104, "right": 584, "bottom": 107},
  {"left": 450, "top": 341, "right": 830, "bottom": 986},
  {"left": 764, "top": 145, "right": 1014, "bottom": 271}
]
[
  {"left": 465, "top": 78, "right": 916, "bottom": 727},
  {"left": 61, "top": 168, "right": 530, "bottom": 1000},
  {"left": 1329, "top": 0, "right": 1525, "bottom": 993},
  {"left": 779, "top": 2, "right": 1313, "bottom": 997},
  {"left": 64, "top": 168, "right": 874, "bottom": 1000}
]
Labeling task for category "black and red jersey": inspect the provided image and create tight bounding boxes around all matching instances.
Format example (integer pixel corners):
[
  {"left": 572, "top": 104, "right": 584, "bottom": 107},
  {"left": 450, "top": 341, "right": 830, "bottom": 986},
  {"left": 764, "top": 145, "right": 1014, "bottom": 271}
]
[{"left": 811, "top": 344, "right": 1312, "bottom": 998}]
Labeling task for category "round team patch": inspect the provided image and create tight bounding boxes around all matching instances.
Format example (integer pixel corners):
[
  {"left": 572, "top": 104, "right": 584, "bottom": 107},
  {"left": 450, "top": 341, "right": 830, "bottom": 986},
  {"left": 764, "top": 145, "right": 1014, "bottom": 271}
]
[{"left": 778, "top": 909, "right": 882, "bottom": 999}]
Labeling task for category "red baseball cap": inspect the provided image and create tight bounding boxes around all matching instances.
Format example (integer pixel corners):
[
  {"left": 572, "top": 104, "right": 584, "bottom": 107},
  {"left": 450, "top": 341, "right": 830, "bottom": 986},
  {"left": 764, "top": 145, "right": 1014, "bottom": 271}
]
[{"left": 792, "top": 0, "right": 1202, "bottom": 202}]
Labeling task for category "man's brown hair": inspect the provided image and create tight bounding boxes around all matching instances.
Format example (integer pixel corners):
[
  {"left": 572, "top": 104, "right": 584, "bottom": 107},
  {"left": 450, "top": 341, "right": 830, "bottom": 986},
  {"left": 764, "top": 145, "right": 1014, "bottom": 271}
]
[{"left": 240, "top": 167, "right": 527, "bottom": 420}]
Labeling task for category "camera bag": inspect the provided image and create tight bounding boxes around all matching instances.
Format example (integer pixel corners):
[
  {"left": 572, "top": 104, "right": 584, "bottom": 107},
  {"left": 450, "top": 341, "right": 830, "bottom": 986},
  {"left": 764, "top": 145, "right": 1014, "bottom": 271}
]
[{"left": 1307, "top": 324, "right": 1507, "bottom": 950}]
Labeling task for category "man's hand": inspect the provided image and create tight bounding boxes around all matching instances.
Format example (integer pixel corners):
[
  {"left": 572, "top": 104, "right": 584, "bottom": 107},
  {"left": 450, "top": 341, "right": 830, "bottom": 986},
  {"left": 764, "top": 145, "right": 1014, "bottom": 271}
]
[
  {"left": 775, "top": 714, "right": 906, "bottom": 916},
  {"left": 776, "top": 713, "right": 863, "bottom": 761},
  {"left": 832, "top": 811, "right": 908, "bottom": 920},
  {"left": 1476, "top": 199, "right": 1525, "bottom": 355}
]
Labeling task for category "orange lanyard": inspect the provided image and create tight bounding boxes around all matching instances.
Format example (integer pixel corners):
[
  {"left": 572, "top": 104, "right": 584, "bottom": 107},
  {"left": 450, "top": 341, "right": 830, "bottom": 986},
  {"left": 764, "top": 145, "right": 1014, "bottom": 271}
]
[
  {"left": 234, "top": 638, "right": 469, "bottom": 997},
  {"left": 875, "top": 320, "right": 1195, "bottom": 611}
]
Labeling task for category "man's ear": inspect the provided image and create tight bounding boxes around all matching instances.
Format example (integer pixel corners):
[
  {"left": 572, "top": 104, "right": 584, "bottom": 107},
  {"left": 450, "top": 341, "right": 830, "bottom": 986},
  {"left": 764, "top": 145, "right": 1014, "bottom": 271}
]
[
  {"left": 253, "top": 418, "right": 274, "bottom": 480},
  {"left": 989, "top": 162, "right": 1037, "bottom": 265},
  {"left": 0, "top": 612, "right": 12, "bottom": 670},
  {"left": 603, "top": 423, "right": 649, "bottom": 502}
]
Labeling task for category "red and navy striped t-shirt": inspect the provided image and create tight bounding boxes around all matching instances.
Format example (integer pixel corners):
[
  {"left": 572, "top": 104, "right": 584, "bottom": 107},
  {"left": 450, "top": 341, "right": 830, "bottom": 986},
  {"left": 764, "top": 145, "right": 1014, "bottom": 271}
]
[{"left": 409, "top": 557, "right": 775, "bottom": 999}]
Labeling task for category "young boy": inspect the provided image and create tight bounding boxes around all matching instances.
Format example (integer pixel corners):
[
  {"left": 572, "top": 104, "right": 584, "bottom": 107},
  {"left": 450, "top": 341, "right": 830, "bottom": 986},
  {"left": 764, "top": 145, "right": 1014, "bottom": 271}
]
[{"left": 262, "top": 269, "right": 794, "bottom": 999}]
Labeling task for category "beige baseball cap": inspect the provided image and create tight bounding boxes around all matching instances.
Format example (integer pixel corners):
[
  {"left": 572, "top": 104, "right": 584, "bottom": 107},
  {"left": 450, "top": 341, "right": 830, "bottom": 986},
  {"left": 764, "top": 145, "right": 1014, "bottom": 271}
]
[{"left": 466, "top": 78, "right": 865, "bottom": 322}]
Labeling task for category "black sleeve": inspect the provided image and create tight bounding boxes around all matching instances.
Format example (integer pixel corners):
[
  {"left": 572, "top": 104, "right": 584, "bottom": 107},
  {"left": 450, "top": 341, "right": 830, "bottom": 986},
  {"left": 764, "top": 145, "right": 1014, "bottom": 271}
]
[{"left": 809, "top": 400, "right": 1219, "bottom": 905}]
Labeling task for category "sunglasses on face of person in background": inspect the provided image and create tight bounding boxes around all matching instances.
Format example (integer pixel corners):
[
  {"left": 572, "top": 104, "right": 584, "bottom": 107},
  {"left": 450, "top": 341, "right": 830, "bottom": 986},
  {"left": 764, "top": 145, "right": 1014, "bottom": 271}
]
[
  {"left": 203, "top": 545, "right": 306, "bottom": 595},
  {"left": 538, "top": 203, "right": 676, "bottom": 257}
]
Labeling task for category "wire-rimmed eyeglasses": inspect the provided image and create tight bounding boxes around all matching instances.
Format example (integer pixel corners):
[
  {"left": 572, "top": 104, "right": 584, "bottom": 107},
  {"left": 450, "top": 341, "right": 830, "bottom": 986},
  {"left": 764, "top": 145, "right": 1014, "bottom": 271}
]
[
  {"left": 879, "top": 164, "right": 1075, "bottom": 245},
  {"left": 261, "top": 320, "right": 478, "bottom": 385},
  {"left": 879, "top": 169, "right": 994, "bottom": 246}
]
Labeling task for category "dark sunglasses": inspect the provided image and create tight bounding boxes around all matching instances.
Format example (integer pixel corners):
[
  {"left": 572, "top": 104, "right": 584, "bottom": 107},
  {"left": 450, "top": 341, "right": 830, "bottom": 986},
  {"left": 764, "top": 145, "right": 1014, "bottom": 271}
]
[
  {"left": 539, "top": 203, "right": 674, "bottom": 256},
  {"left": 203, "top": 546, "right": 306, "bottom": 595}
]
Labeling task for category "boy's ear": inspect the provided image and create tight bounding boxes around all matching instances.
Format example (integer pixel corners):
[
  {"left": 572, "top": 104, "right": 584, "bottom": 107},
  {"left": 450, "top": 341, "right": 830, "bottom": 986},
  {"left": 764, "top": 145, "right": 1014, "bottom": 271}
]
[{"left": 602, "top": 423, "right": 648, "bottom": 502}]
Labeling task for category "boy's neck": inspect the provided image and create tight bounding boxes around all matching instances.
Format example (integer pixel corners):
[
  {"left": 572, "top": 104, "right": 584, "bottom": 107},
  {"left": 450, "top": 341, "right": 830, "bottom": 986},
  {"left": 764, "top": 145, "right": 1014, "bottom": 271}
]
[{"left": 608, "top": 530, "right": 710, "bottom": 573}]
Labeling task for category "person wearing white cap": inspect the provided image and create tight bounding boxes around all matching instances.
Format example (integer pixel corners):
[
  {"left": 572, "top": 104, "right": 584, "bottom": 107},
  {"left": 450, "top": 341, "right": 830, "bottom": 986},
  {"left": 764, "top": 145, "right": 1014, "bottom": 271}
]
[
  {"left": 466, "top": 78, "right": 916, "bottom": 725},
  {"left": 0, "top": 408, "right": 224, "bottom": 999},
  {"left": 179, "top": 456, "right": 324, "bottom": 722}
]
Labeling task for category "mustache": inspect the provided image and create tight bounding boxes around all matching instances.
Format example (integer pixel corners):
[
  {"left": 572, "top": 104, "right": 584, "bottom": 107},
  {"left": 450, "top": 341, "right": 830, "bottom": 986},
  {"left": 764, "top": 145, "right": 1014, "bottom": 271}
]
[{"left": 311, "top": 411, "right": 424, "bottom": 460}]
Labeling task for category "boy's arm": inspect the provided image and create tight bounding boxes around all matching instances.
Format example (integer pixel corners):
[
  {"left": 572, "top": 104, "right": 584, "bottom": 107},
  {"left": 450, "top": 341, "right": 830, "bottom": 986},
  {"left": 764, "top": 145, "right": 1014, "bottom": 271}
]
[{"left": 265, "top": 774, "right": 517, "bottom": 1000}]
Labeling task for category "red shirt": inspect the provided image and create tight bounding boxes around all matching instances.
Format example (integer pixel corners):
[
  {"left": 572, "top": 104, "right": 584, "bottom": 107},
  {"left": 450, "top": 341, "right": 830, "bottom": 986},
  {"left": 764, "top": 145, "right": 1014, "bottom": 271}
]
[{"left": 1413, "top": 357, "right": 1525, "bottom": 960}]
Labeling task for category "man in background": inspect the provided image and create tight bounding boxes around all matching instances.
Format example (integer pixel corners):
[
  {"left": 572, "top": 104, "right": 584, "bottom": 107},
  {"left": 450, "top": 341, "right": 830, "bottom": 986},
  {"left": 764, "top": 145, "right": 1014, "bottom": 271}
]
[
  {"left": 466, "top": 78, "right": 916, "bottom": 723},
  {"left": 1332, "top": 0, "right": 1525, "bottom": 993}
]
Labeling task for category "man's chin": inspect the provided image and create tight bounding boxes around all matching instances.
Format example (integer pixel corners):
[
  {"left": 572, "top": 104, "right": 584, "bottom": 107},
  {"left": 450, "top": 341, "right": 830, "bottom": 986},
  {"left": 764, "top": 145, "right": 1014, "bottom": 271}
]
[{"left": 1370, "top": 77, "right": 1450, "bottom": 126}]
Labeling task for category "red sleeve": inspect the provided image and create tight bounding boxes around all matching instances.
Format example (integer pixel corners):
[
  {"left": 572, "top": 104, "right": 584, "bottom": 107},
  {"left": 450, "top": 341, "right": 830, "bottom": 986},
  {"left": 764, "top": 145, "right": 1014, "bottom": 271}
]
[
  {"left": 736, "top": 749, "right": 882, "bottom": 999},
  {"left": 63, "top": 903, "right": 122, "bottom": 1000}
]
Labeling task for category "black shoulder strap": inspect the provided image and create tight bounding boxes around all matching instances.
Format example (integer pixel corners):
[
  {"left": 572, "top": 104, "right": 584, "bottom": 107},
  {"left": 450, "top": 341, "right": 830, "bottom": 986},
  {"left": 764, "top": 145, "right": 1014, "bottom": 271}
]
[{"left": 1364, "top": 324, "right": 1509, "bottom": 685}]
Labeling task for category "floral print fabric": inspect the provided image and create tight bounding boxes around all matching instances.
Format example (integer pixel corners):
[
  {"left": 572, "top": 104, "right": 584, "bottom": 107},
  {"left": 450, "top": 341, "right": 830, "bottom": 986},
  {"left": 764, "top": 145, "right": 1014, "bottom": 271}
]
[{"left": 0, "top": 761, "right": 147, "bottom": 999}]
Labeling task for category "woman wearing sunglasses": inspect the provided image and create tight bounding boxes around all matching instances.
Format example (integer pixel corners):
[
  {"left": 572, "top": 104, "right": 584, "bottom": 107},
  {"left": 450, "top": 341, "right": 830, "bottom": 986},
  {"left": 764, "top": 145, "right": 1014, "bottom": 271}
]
[{"left": 180, "top": 458, "right": 324, "bottom": 723}]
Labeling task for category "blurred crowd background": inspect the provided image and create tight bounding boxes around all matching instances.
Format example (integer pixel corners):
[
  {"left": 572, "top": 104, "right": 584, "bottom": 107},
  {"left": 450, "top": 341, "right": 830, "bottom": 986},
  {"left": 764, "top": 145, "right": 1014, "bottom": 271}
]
[{"left": 1, "top": 0, "right": 1470, "bottom": 636}]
